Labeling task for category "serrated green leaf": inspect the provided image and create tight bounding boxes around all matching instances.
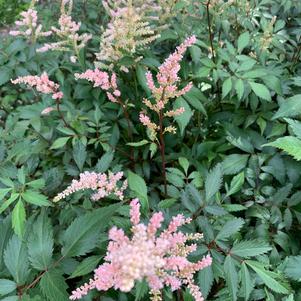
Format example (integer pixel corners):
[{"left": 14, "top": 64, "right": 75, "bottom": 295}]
[
  {"left": 4, "top": 235, "right": 30, "bottom": 285},
  {"left": 12, "top": 200, "right": 26, "bottom": 237},
  {"left": 224, "top": 255, "right": 238, "bottom": 301},
  {"left": 39, "top": 269, "right": 68, "bottom": 301},
  {"left": 174, "top": 97, "right": 193, "bottom": 136},
  {"left": 237, "top": 32, "right": 250, "bottom": 53},
  {"left": 0, "top": 279, "right": 17, "bottom": 296},
  {"left": 235, "top": 78, "right": 244, "bottom": 100},
  {"left": 222, "top": 154, "right": 249, "bottom": 175},
  {"left": 0, "top": 193, "right": 19, "bottom": 214},
  {"left": 0, "top": 188, "right": 12, "bottom": 202},
  {"left": 284, "top": 118, "right": 301, "bottom": 139},
  {"left": 22, "top": 190, "right": 51, "bottom": 206},
  {"left": 216, "top": 218, "right": 244, "bottom": 241},
  {"left": 249, "top": 82, "right": 271, "bottom": 101},
  {"left": 28, "top": 214, "right": 53, "bottom": 271},
  {"left": 128, "top": 171, "right": 148, "bottom": 211},
  {"left": 226, "top": 172, "right": 245, "bottom": 197},
  {"left": 231, "top": 240, "right": 271, "bottom": 258},
  {"left": 263, "top": 136, "right": 301, "bottom": 161},
  {"left": 61, "top": 203, "right": 119, "bottom": 257},
  {"left": 246, "top": 260, "right": 289, "bottom": 294},
  {"left": 69, "top": 256, "right": 101, "bottom": 279},
  {"left": 205, "top": 164, "right": 223, "bottom": 201},
  {"left": 273, "top": 95, "right": 301, "bottom": 119},
  {"left": 241, "top": 262, "right": 253, "bottom": 301},
  {"left": 198, "top": 265, "right": 213, "bottom": 298},
  {"left": 50, "top": 137, "right": 70, "bottom": 149},
  {"left": 96, "top": 152, "right": 114, "bottom": 173},
  {"left": 284, "top": 256, "right": 301, "bottom": 281},
  {"left": 222, "top": 78, "right": 232, "bottom": 99},
  {"left": 73, "top": 141, "right": 87, "bottom": 171}
]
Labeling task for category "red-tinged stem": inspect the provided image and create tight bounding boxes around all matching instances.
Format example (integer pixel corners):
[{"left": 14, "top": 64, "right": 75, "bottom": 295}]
[
  {"left": 159, "top": 109, "right": 167, "bottom": 196},
  {"left": 56, "top": 100, "right": 70, "bottom": 129}
]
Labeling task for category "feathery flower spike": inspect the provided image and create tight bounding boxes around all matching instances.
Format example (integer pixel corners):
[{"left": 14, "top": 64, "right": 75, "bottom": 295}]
[{"left": 70, "top": 199, "right": 211, "bottom": 301}]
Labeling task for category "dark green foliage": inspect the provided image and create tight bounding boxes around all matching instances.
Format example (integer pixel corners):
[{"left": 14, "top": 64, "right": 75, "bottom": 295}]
[{"left": 0, "top": 0, "right": 301, "bottom": 300}]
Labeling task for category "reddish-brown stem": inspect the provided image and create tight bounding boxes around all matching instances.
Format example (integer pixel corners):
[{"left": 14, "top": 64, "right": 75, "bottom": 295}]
[
  {"left": 56, "top": 100, "right": 71, "bottom": 128},
  {"left": 206, "top": 0, "right": 215, "bottom": 63},
  {"left": 159, "top": 110, "right": 167, "bottom": 196}
]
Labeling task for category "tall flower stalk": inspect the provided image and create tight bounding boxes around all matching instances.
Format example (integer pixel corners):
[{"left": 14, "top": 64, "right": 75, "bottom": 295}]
[{"left": 140, "top": 35, "right": 196, "bottom": 195}]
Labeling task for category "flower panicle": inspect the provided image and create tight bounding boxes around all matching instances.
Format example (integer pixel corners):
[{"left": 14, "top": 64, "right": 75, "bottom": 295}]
[
  {"left": 53, "top": 171, "right": 127, "bottom": 202},
  {"left": 74, "top": 69, "right": 121, "bottom": 102},
  {"left": 37, "top": 1, "right": 92, "bottom": 62},
  {"left": 9, "top": 8, "right": 52, "bottom": 41},
  {"left": 70, "top": 199, "right": 211, "bottom": 301},
  {"left": 11, "top": 72, "right": 63, "bottom": 100},
  {"left": 140, "top": 36, "right": 196, "bottom": 137}
]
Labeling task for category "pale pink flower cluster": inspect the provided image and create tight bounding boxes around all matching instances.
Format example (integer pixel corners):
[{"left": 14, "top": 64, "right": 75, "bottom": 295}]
[
  {"left": 53, "top": 171, "right": 127, "bottom": 202},
  {"left": 37, "top": 10, "right": 92, "bottom": 62},
  {"left": 70, "top": 199, "right": 212, "bottom": 301},
  {"left": 41, "top": 106, "right": 55, "bottom": 115},
  {"left": 140, "top": 36, "right": 196, "bottom": 136},
  {"left": 9, "top": 8, "right": 52, "bottom": 41},
  {"left": 11, "top": 72, "right": 63, "bottom": 100},
  {"left": 74, "top": 69, "right": 121, "bottom": 102}
]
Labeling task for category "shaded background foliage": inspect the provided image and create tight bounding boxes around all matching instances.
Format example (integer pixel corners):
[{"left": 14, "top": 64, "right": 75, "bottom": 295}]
[{"left": 0, "top": 0, "right": 301, "bottom": 301}]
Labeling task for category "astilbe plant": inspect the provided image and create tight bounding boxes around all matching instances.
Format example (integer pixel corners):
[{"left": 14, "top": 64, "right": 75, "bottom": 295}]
[
  {"left": 9, "top": 1, "right": 52, "bottom": 43},
  {"left": 70, "top": 199, "right": 212, "bottom": 301},
  {"left": 37, "top": 0, "right": 92, "bottom": 62},
  {"left": 53, "top": 171, "right": 127, "bottom": 202},
  {"left": 140, "top": 35, "right": 196, "bottom": 194}
]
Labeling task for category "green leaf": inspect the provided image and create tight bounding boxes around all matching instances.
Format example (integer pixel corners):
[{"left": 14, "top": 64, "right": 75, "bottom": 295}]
[
  {"left": 50, "top": 137, "right": 70, "bottom": 149},
  {"left": 0, "top": 193, "right": 19, "bottom": 214},
  {"left": 0, "top": 67, "right": 12, "bottom": 86},
  {"left": 73, "top": 141, "right": 87, "bottom": 171},
  {"left": 136, "top": 65, "right": 151, "bottom": 94},
  {"left": 128, "top": 171, "right": 149, "bottom": 211},
  {"left": 0, "top": 216, "right": 13, "bottom": 272},
  {"left": 226, "top": 172, "right": 245, "bottom": 197},
  {"left": 198, "top": 265, "right": 213, "bottom": 299},
  {"left": 69, "top": 256, "right": 101, "bottom": 279},
  {"left": 231, "top": 240, "right": 271, "bottom": 258},
  {"left": 0, "top": 188, "right": 12, "bottom": 201},
  {"left": 39, "top": 269, "right": 68, "bottom": 301},
  {"left": 174, "top": 97, "right": 193, "bottom": 136},
  {"left": 235, "top": 78, "right": 244, "bottom": 100},
  {"left": 0, "top": 279, "right": 17, "bottom": 296},
  {"left": 237, "top": 32, "right": 250, "bottom": 53},
  {"left": 216, "top": 218, "right": 244, "bottom": 241},
  {"left": 12, "top": 200, "right": 26, "bottom": 237},
  {"left": 28, "top": 214, "right": 53, "bottom": 271},
  {"left": 273, "top": 95, "right": 301, "bottom": 119},
  {"left": 284, "top": 256, "right": 301, "bottom": 281},
  {"left": 179, "top": 157, "right": 189, "bottom": 174},
  {"left": 205, "top": 164, "right": 223, "bottom": 201},
  {"left": 284, "top": 118, "right": 301, "bottom": 139},
  {"left": 263, "top": 136, "right": 301, "bottom": 161},
  {"left": 61, "top": 203, "right": 119, "bottom": 257},
  {"left": 22, "top": 190, "right": 51, "bottom": 206},
  {"left": 222, "top": 77, "right": 232, "bottom": 99},
  {"left": 222, "top": 154, "right": 249, "bottom": 175},
  {"left": 4, "top": 235, "right": 30, "bottom": 285},
  {"left": 17, "top": 167, "right": 25, "bottom": 185},
  {"left": 241, "top": 262, "right": 253, "bottom": 301},
  {"left": 224, "top": 255, "right": 238, "bottom": 301},
  {"left": 246, "top": 260, "right": 289, "bottom": 294},
  {"left": 249, "top": 82, "right": 271, "bottom": 101},
  {"left": 127, "top": 140, "right": 149, "bottom": 147},
  {"left": 96, "top": 152, "right": 114, "bottom": 173}
]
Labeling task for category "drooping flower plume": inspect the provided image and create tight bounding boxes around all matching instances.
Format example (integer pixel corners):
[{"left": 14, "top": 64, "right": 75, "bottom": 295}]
[
  {"left": 11, "top": 72, "right": 63, "bottom": 100},
  {"left": 53, "top": 171, "right": 128, "bottom": 202},
  {"left": 70, "top": 198, "right": 212, "bottom": 301},
  {"left": 9, "top": 8, "right": 52, "bottom": 42},
  {"left": 37, "top": 0, "right": 92, "bottom": 62},
  {"left": 140, "top": 35, "right": 196, "bottom": 138},
  {"left": 74, "top": 69, "right": 121, "bottom": 102}
]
